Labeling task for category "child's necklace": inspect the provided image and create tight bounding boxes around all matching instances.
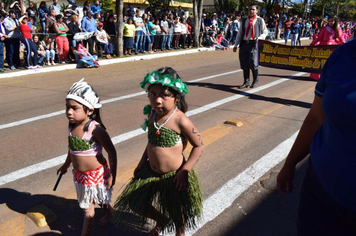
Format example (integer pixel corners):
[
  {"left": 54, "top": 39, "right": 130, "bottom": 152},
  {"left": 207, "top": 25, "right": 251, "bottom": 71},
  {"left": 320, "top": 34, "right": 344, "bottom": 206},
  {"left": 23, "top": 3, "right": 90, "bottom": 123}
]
[{"left": 153, "top": 107, "right": 177, "bottom": 135}]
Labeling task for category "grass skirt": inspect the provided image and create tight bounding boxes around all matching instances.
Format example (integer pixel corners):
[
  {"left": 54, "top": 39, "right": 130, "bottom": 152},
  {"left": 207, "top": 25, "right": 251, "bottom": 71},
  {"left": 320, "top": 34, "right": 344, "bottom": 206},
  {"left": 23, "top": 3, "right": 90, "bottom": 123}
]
[{"left": 112, "top": 162, "right": 203, "bottom": 233}]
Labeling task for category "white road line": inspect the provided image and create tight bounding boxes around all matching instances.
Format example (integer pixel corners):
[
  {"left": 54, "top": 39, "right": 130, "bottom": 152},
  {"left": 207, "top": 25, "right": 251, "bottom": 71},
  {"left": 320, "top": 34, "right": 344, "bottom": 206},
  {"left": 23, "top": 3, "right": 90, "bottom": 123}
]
[
  {"left": 0, "top": 70, "right": 242, "bottom": 130},
  {"left": 165, "top": 131, "right": 299, "bottom": 236},
  {"left": 0, "top": 71, "right": 306, "bottom": 186}
]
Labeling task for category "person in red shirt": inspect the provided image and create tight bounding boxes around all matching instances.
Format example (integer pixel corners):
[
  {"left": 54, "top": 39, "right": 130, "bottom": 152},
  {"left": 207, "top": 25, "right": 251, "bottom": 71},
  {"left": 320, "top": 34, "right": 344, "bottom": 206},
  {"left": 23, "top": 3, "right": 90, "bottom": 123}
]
[
  {"left": 283, "top": 16, "right": 292, "bottom": 45},
  {"left": 18, "top": 15, "right": 41, "bottom": 69}
]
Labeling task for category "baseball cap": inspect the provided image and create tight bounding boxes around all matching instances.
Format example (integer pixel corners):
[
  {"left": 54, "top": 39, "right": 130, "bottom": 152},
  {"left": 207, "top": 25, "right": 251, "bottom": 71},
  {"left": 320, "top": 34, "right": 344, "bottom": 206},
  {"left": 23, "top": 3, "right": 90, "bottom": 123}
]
[
  {"left": 98, "top": 22, "right": 103, "bottom": 26},
  {"left": 87, "top": 10, "right": 93, "bottom": 15},
  {"left": 203, "top": 13, "right": 206, "bottom": 17}
]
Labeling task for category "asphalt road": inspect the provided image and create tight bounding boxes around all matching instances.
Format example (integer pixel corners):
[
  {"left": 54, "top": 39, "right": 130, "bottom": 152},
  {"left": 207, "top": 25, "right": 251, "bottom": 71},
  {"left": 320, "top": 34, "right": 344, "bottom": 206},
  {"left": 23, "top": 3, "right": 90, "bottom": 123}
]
[{"left": 0, "top": 41, "right": 315, "bottom": 236}]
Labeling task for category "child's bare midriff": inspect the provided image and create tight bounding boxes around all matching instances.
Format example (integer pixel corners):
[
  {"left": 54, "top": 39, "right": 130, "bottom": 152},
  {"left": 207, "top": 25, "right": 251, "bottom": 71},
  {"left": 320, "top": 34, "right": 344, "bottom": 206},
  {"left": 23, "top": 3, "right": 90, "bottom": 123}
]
[
  {"left": 147, "top": 143, "right": 184, "bottom": 174},
  {"left": 70, "top": 153, "right": 107, "bottom": 173}
]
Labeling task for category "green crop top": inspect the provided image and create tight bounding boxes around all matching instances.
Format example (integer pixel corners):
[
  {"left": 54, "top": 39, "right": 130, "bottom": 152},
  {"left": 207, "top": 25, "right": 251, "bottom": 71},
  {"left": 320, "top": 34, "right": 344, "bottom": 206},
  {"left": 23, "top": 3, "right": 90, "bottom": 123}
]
[{"left": 148, "top": 123, "right": 184, "bottom": 147}]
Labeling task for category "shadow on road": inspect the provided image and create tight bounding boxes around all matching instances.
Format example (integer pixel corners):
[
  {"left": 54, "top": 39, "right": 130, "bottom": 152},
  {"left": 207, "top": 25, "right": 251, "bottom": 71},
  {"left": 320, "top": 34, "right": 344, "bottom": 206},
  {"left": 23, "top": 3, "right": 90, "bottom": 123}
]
[
  {"left": 221, "top": 159, "right": 308, "bottom": 236},
  {"left": 0, "top": 188, "right": 146, "bottom": 236},
  {"left": 188, "top": 82, "right": 312, "bottom": 109}
]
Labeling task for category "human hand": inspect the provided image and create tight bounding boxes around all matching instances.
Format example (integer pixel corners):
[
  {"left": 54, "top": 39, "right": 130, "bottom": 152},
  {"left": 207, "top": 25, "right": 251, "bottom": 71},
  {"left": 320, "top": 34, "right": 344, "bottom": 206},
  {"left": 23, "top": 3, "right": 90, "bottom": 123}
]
[
  {"left": 276, "top": 165, "right": 295, "bottom": 195},
  {"left": 106, "top": 173, "right": 114, "bottom": 189},
  {"left": 57, "top": 165, "right": 68, "bottom": 175},
  {"left": 173, "top": 169, "right": 189, "bottom": 191},
  {"left": 233, "top": 47, "right": 237, "bottom": 52}
]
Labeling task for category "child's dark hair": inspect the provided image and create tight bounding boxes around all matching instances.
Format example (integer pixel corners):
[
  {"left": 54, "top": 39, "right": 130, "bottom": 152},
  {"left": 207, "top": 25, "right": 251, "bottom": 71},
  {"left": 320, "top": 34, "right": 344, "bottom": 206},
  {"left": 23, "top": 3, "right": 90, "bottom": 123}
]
[{"left": 157, "top": 66, "right": 188, "bottom": 113}]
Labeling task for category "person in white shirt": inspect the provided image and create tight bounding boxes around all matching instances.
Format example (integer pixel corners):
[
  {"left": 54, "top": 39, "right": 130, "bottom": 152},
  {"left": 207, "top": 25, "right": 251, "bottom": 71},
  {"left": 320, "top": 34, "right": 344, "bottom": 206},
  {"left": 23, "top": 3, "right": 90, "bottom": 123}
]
[
  {"left": 96, "top": 22, "right": 114, "bottom": 59},
  {"left": 173, "top": 16, "right": 182, "bottom": 49}
]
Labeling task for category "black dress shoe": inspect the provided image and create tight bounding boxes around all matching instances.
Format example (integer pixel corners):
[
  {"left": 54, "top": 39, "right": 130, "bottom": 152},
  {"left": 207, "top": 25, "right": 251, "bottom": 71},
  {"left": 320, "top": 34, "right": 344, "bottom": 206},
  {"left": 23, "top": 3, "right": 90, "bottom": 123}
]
[{"left": 237, "top": 83, "right": 250, "bottom": 89}]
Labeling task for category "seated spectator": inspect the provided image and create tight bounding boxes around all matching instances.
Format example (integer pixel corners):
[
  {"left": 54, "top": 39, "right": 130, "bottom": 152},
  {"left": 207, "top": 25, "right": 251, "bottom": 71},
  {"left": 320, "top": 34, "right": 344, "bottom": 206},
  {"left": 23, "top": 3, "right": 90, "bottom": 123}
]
[
  {"left": 18, "top": 15, "right": 40, "bottom": 69},
  {"left": 216, "top": 30, "right": 229, "bottom": 49},
  {"left": 33, "top": 35, "right": 46, "bottom": 65},
  {"left": 96, "top": 22, "right": 114, "bottom": 59},
  {"left": 41, "top": 34, "right": 56, "bottom": 65},
  {"left": 74, "top": 43, "right": 99, "bottom": 68},
  {"left": 54, "top": 14, "right": 70, "bottom": 63}
]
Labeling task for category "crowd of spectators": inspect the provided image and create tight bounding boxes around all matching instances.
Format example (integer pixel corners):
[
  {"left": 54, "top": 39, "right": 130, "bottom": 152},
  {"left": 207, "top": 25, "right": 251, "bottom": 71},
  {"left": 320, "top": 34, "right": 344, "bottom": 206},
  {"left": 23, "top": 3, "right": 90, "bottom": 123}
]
[{"left": 0, "top": 0, "right": 355, "bottom": 73}]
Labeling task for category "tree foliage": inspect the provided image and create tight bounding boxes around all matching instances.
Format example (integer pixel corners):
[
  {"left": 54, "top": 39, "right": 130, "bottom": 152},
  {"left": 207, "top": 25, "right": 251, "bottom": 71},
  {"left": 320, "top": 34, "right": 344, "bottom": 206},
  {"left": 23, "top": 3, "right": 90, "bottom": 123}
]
[
  {"left": 213, "top": 0, "right": 238, "bottom": 13},
  {"left": 101, "top": 0, "right": 114, "bottom": 11}
]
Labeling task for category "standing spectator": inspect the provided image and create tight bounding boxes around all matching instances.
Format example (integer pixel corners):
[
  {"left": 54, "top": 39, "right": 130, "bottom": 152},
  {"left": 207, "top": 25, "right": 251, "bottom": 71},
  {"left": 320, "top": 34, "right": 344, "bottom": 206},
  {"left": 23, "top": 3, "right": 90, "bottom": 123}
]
[
  {"left": 283, "top": 16, "right": 292, "bottom": 45},
  {"left": 54, "top": 14, "right": 70, "bottom": 63},
  {"left": 141, "top": 13, "right": 150, "bottom": 54},
  {"left": 42, "top": 34, "right": 56, "bottom": 65},
  {"left": 9, "top": 1, "right": 22, "bottom": 19},
  {"left": 96, "top": 22, "right": 114, "bottom": 59},
  {"left": 104, "top": 14, "right": 116, "bottom": 37},
  {"left": 297, "top": 18, "right": 304, "bottom": 46},
  {"left": 153, "top": 18, "right": 161, "bottom": 52},
  {"left": 146, "top": 15, "right": 155, "bottom": 53},
  {"left": 186, "top": 17, "right": 193, "bottom": 48},
  {"left": 49, "top": 0, "right": 61, "bottom": 15},
  {"left": 167, "top": 13, "right": 174, "bottom": 50},
  {"left": 126, "top": 4, "right": 135, "bottom": 16},
  {"left": 81, "top": 10, "right": 98, "bottom": 55},
  {"left": 180, "top": 18, "right": 187, "bottom": 49},
  {"left": 0, "top": 2, "right": 7, "bottom": 16},
  {"left": 26, "top": 1, "right": 38, "bottom": 27},
  {"left": 160, "top": 14, "right": 169, "bottom": 51},
  {"left": 277, "top": 38, "right": 356, "bottom": 236},
  {"left": 173, "top": 16, "right": 182, "bottom": 49},
  {"left": 231, "top": 16, "right": 239, "bottom": 44},
  {"left": 123, "top": 17, "right": 135, "bottom": 55},
  {"left": 45, "top": 9, "right": 56, "bottom": 35},
  {"left": 91, "top": 0, "right": 101, "bottom": 15},
  {"left": 4, "top": 9, "right": 21, "bottom": 70},
  {"left": 38, "top": 1, "right": 48, "bottom": 34},
  {"left": 305, "top": 20, "right": 311, "bottom": 38},
  {"left": 0, "top": 15, "right": 8, "bottom": 72},
  {"left": 18, "top": 15, "right": 40, "bottom": 69},
  {"left": 217, "top": 14, "right": 224, "bottom": 30},
  {"left": 66, "top": 4, "right": 80, "bottom": 18},
  {"left": 83, "top": 1, "right": 91, "bottom": 17},
  {"left": 199, "top": 13, "right": 206, "bottom": 46},
  {"left": 177, "top": 5, "right": 184, "bottom": 18},
  {"left": 204, "top": 13, "right": 213, "bottom": 28},
  {"left": 62, "top": 10, "right": 71, "bottom": 25},
  {"left": 290, "top": 17, "right": 299, "bottom": 46},
  {"left": 233, "top": 3, "right": 268, "bottom": 88},
  {"left": 67, "top": 14, "right": 80, "bottom": 59},
  {"left": 133, "top": 9, "right": 144, "bottom": 55}
]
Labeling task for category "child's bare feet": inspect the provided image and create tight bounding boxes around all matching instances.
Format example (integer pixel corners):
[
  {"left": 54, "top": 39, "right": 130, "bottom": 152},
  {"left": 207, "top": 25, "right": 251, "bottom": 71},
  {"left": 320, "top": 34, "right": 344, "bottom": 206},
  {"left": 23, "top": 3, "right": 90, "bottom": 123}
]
[{"left": 98, "top": 213, "right": 111, "bottom": 227}]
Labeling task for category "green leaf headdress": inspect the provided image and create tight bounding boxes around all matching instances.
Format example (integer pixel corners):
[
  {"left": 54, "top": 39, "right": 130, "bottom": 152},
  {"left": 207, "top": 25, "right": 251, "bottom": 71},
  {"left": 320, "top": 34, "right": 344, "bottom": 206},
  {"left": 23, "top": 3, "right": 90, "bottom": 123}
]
[{"left": 140, "top": 70, "right": 189, "bottom": 96}]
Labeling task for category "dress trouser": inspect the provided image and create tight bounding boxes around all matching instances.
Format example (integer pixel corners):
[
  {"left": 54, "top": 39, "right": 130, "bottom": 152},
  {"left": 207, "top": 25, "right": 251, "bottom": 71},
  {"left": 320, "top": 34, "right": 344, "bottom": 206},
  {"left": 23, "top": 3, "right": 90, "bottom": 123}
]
[
  {"left": 239, "top": 41, "right": 259, "bottom": 82},
  {"left": 5, "top": 38, "right": 20, "bottom": 67},
  {"left": 84, "top": 36, "right": 96, "bottom": 55},
  {"left": 0, "top": 40, "right": 4, "bottom": 69}
]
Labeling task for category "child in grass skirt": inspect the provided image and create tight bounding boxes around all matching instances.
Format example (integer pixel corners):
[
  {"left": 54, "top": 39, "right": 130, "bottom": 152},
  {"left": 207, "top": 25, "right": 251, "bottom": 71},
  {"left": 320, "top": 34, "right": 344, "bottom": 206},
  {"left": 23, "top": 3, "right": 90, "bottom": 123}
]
[{"left": 113, "top": 67, "right": 203, "bottom": 236}]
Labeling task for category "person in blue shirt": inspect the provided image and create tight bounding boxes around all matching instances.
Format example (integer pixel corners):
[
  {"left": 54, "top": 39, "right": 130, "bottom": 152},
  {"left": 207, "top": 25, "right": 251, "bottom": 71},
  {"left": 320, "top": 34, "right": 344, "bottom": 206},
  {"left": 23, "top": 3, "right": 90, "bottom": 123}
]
[
  {"left": 91, "top": 0, "right": 101, "bottom": 15},
  {"left": 38, "top": 1, "right": 48, "bottom": 34},
  {"left": 290, "top": 17, "right": 299, "bottom": 46},
  {"left": 81, "top": 10, "right": 98, "bottom": 55},
  {"left": 277, "top": 38, "right": 356, "bottom": 236}
]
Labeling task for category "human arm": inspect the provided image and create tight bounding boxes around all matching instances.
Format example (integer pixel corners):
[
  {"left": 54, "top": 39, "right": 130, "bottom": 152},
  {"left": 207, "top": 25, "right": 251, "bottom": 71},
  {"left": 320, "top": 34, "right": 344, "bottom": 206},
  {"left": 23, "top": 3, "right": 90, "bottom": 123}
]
[
  {"left": 57, "top": 151, "right": 72, "bottom": 175},
  {"left": 173, "top": 115, "right": 204, "bottom": 191},
  {"left": 134, "top": 146, "right": 148, "bottom": 176},
  {"left": 311, "top": 27, "right": 324, "bottom": 45},
  {"left": 93, "top": 126, "right": 117, "bottom": 189},
  {"left": 258, "top": 18, "right": 268, "bottom": 40},
  {"left": 276, "top": 95, "right": 324, "bottom": 194}
]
